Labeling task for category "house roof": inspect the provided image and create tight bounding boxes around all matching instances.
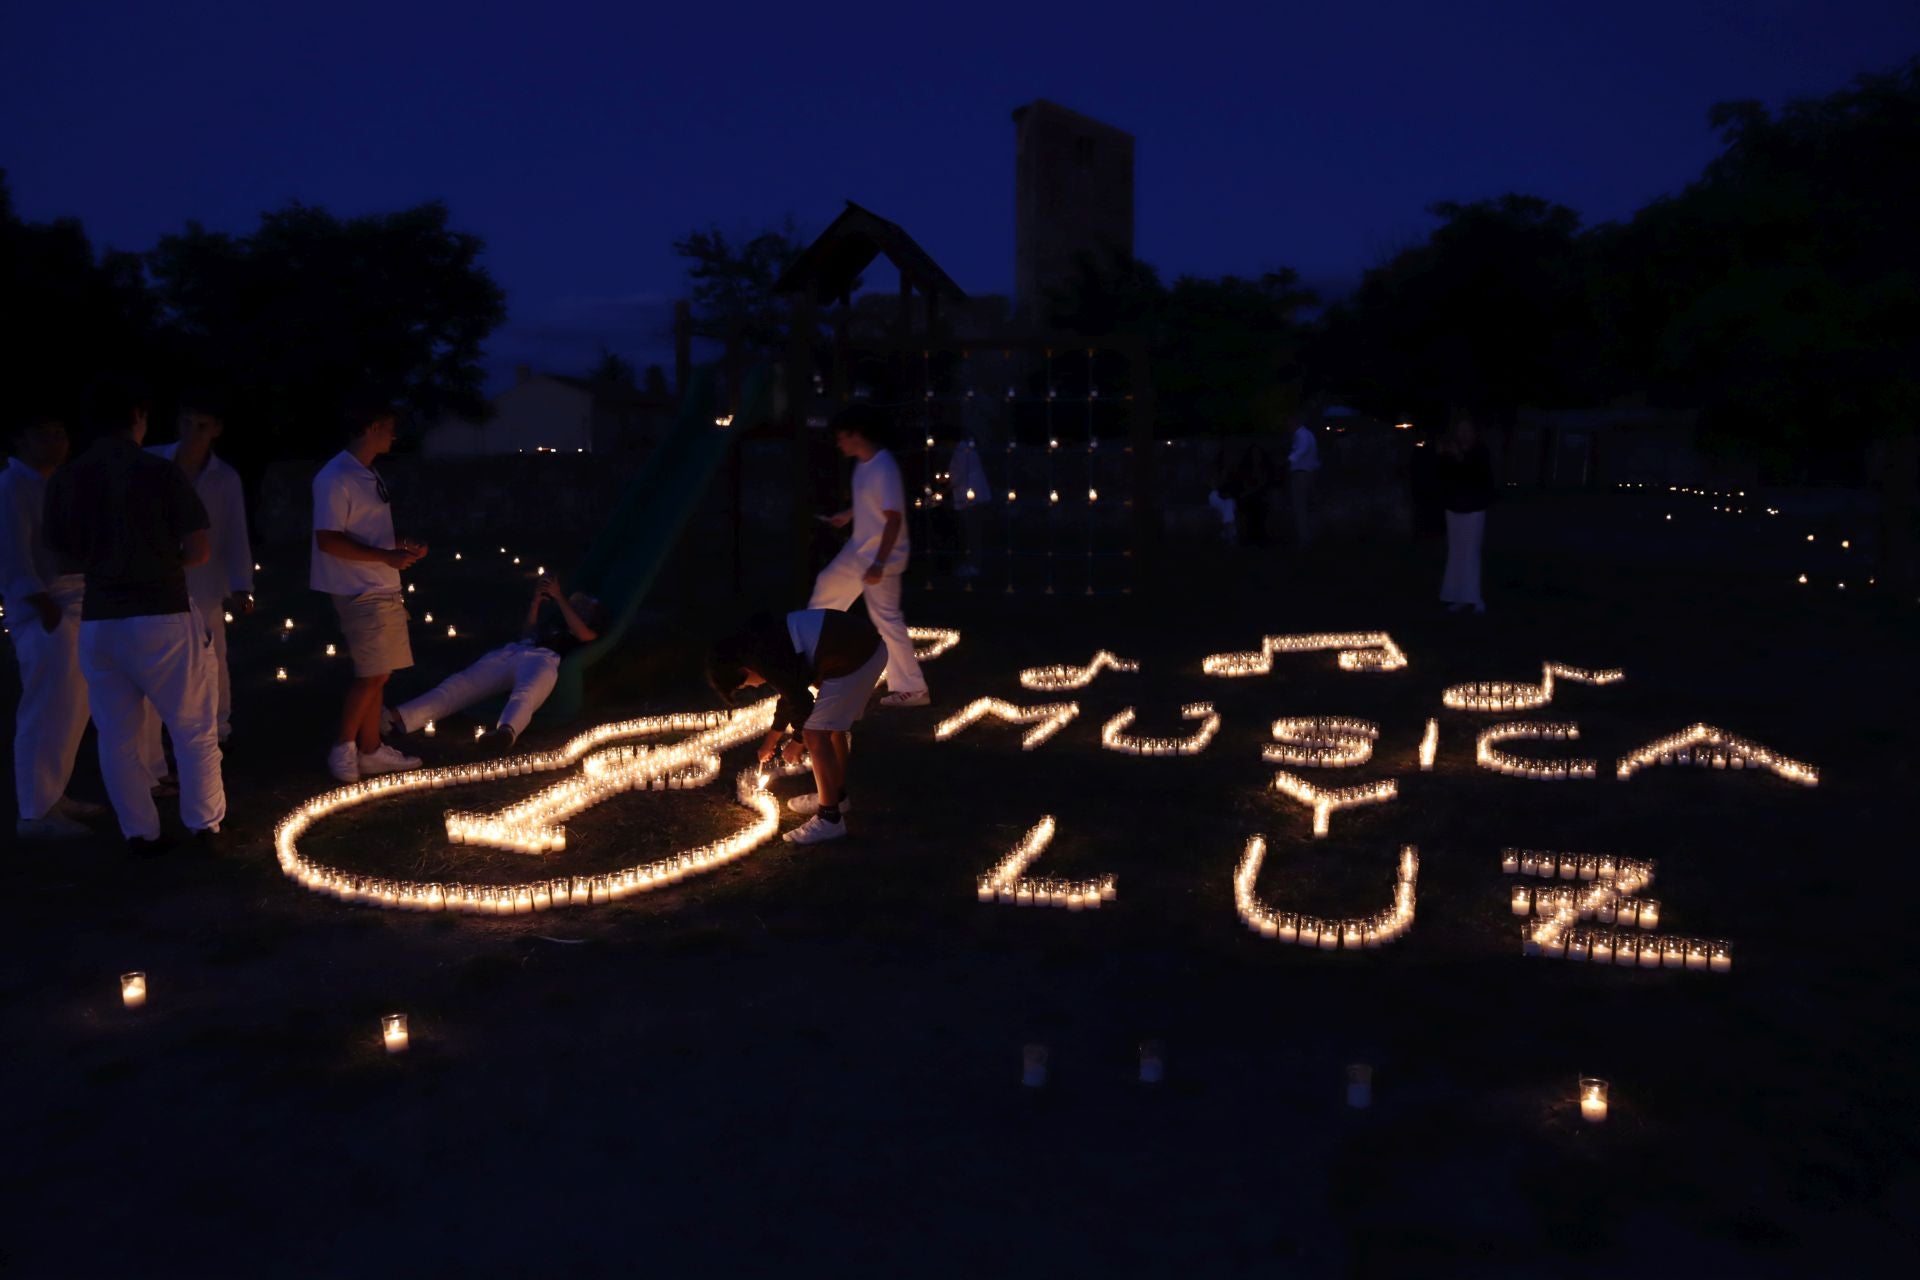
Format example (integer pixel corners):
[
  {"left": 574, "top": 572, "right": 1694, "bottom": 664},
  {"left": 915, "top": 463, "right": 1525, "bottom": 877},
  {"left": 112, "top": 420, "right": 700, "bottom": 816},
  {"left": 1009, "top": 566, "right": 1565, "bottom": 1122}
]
[{"left": 774, "top": 201, "right": 967, "bottom": 306}]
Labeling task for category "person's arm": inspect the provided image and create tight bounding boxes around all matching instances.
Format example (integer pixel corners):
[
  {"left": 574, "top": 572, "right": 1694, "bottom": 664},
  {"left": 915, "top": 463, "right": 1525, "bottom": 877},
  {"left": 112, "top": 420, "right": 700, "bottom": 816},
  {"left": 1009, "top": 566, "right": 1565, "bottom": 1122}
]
[
  {"left": 547, "top": 588, "right": 599, "bottom": 641},
  {"left": 865, "top": 510, "right": 903, "bottom": 584},
  {"left": 224, "top": 470, "right": 255, "bottom": 606},
  {"left": 522, "top": 585, "right": 544, "bottom": 636},
  {"left": 181, "top": 528, "right": 212, "bottom": 568},
  {"left": 1, "top": 478, "right": 58, "bottom": 632},
  {"left": 314, "top": 529, "right": 420, "bottom": 569},
  {"left": 164, "top": 466, "right": 213, "bottom": 569}
]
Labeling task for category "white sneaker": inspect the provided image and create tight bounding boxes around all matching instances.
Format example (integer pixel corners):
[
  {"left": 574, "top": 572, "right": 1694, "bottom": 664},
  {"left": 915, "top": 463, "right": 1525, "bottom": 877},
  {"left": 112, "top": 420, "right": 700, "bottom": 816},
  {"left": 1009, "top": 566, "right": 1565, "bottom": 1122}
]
[
  {"left": 787, "top": 793, "right": 852, "bottom": 815},
  {"left": 18, "top": 813, "right": 91, "bottom": 839},
  {"left": 327, "top": 741, "right": 361, "bottom": 782},
  {"left": 879, "top": 690, "right": 930, "bottom": 708},
  {"left": 782, "top": 813, "right": 847, "bottom": 845},
  {"left": 359, "top": 743, "right": 422, "bottom": 774}
]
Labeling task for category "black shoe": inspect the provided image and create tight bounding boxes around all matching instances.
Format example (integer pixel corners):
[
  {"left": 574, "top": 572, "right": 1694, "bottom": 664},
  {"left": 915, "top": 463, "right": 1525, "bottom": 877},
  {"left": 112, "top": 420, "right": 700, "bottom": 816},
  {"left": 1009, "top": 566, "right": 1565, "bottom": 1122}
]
[
  {"left": 127, "top": 835, "right": 173, "bottom": 858},
  {"left": 189, "top": 827, "right": 224, "bottom": 855},
  {"left": 477, "top": 726, "right": 517, "bottom": 755}
]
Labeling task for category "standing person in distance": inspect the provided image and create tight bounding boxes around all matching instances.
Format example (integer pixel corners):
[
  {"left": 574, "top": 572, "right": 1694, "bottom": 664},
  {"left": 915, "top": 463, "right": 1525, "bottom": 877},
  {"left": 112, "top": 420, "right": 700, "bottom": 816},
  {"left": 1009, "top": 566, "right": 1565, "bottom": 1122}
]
[
  {"left": 43, "top": 390, "right": 225, "bottom": 853},
  {"left": 947, "top": 437, "right": 992, "bottom": 579},
  {"left": 1287, "top": 418, "right": 1320, "bottom": 548},
  {"left": 807, "top": 405, "right": 929, "bottom": 708},
  {"left": 1437, "top": 411, "right": 1495, "bottom": 614},
  {"left": 1, "top": 410, "right": 102, "bottom": 838},
  {"left": 311, "top": 406, "right": 426, "bottom": 781},
  {"left": 143, "top": 393, "right": 253, "bottom": 746}
]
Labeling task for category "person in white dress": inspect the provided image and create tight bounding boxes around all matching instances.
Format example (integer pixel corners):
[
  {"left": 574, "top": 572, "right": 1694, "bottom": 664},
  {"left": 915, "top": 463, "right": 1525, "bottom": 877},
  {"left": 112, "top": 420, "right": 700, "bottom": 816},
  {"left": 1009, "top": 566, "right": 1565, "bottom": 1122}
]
[{"left": 807, "top": 406, "right": 928, "bottom": 708}]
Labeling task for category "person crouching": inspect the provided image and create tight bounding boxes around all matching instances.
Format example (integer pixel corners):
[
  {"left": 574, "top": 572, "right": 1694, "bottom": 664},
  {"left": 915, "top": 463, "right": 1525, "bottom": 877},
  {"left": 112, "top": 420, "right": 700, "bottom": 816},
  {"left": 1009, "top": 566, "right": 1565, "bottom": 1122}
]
[{"left": 706, "top": 606, "right": 887, "bottom": 846}]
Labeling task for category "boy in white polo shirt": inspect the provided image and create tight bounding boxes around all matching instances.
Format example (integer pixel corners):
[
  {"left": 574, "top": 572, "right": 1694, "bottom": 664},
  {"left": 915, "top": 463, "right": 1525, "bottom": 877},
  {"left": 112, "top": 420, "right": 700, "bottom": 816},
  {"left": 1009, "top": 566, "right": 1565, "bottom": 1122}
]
[
  {"left": 807, "top": 405, "right": 928, "bottom": 708},
  {"left": 311, "top": 406, "right": 426, "bottom": 782}
]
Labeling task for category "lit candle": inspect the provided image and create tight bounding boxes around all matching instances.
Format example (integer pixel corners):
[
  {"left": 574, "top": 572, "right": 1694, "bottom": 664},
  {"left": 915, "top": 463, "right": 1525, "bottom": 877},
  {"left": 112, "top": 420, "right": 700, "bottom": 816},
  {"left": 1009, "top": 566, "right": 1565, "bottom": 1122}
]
[
  {"left": 1638, "top": 901, "right": 1659, "bottom": 929},
  {"left": 1710, "top": 941, "right": 1732, "bottom": 973},
  {"left": 1511, "top": 887, "right": 1532, "bottom": 916},
  {"left": 424, "top": 720, "right": 436, "bottom": 737},
  {"left": 382, "top": 1013, "right": 410, "bottom": 1054},
  {"left": 423, "top": 612, "right": 434, "bottom": 623},
  {"left": 325, "top": 643, "right": 337, "bottom": 657},
  {"left": 275, "top": 667, "right": 288, "bottom": 682},
  {"left": 447, "top": 625, "right": 457, "bottom": 638},
  {"left": 120, "top": 971, "right": 147, "bottom": 1008},
  {"left": 1579, "top": 1076, "right": 1608, "bottom": 1123},
  {"left": 223, "top": 610, "right": 234, "bottom": 624},
  {"left": 282, "top": 617, "right": 294, "bottom": 631}
]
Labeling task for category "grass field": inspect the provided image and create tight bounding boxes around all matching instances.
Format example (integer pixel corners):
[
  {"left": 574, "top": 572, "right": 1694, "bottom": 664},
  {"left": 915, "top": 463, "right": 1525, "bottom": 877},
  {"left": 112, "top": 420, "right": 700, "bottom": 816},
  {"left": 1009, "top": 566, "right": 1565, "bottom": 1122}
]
[{"left": 3, "top": 490, "right": 1913, "bottom": 1277}]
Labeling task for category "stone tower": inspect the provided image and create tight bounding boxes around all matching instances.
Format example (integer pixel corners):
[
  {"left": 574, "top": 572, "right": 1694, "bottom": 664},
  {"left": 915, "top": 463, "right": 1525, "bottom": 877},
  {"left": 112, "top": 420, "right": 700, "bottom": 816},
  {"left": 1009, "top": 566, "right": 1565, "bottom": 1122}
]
[{"left": 1012, "top": 100, "right": 1135, "bottom": 325}]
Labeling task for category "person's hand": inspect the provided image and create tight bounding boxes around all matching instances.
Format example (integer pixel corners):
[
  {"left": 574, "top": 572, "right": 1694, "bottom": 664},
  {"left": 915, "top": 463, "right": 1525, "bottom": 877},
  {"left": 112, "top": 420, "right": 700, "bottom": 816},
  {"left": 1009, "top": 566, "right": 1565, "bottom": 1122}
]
[
  {"left": 29, "top": 593, "right": 60, "bottom": 634},
  {"left": 537, "top": 575, "right": 564, "bottom": 600},
  {"left": 385, "top": 546, "right": 426, "bottom": 571},
  {"left": 863, "top": 563, "right": 883, "bottom": 585},
  {"left": 230, "top": 591, "right": 255, "bottom": 615},
  {"left": 756, "top": 740, "right": 778, "bottom": 764},
  {"left": 781, "top": 738, "right": 807, "bottom": 765},
  {"left": 825, "top": 511, "right": 852, "bottom": 529}
]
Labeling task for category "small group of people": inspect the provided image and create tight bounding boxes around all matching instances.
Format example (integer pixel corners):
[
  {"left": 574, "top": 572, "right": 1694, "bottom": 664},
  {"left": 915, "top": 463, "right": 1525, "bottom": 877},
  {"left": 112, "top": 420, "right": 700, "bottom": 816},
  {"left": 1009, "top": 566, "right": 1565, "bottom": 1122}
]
[
  {"left": 4, "top": 391, "right": 243, "bottom": 852},
  {"left": 1209, "top": 419, "right": 1321, "bottom": 549}
]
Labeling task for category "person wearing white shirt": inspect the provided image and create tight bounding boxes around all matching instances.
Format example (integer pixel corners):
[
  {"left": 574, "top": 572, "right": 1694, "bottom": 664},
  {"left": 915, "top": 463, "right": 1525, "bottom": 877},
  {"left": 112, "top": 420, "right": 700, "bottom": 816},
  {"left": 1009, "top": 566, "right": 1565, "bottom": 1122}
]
[
  {"left": 143, "top": 399, "right": 253, "bottom": 744},
  {"left": 311, "top": 408, "right": 426, "bottom": 782},
  {"left": 1, "top": 412, "right": 101, "bottom": 838},
  {"left": 1287, "top": 420, "right": 1320, "bottom": 548},
  {"left": 807, "top": 406, "right": 928, "bottom": 708},
  {"left": 947, "top": 438, "right": 992, "bottom": 578}
]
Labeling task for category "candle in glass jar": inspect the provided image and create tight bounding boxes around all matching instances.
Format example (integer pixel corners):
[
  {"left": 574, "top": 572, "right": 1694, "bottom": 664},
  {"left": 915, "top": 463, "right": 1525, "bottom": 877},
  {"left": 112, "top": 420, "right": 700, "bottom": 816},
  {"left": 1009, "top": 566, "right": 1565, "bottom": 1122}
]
[
  {"left": 1511, "top": 887, "right": 1532, "bottom": 916},
  {"left": 1710, "top": 941, "right": 1732, "bottom": 973},
  {"left": 382, "top": 1013, "right": 410, "bottom": 1054},
  {"left": 275, "top": 667, "right": 288, "bottom": 682},
  {"left": 120, "top": 971, "right": 147, "bottom": 1008},
  {"left": 1579, "top": 1076, "right": 1608, "bottom": 1123},
  {"left": 325, "top": 643, "right": 337, "bottom": 657}
]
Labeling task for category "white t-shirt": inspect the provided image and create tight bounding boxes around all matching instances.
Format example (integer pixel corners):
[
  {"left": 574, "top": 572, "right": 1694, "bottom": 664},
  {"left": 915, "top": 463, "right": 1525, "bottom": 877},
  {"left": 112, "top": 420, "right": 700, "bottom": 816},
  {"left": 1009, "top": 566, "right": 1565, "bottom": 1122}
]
[
  {"left": 310, "top": 450, "right": 401, "bottom": 596},
  {"left": 786, "top": 608, "right": 826, "bottom": 665},
  {"left": 847, "top": 449, "right": 909, "bottom": 571},
  {"left": 150, "top": 444, "right": 253, "bottom": 608},
  {"left": 1289, "top": 425, "right": 1320, "bottom": 472}
]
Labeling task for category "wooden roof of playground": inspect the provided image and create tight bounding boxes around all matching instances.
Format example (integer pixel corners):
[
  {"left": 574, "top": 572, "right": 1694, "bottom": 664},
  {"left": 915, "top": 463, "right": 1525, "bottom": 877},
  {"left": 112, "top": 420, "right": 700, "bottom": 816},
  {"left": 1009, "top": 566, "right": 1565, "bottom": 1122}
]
[{"left": 775, "top": 201, "right": 968, "bottom": 307}]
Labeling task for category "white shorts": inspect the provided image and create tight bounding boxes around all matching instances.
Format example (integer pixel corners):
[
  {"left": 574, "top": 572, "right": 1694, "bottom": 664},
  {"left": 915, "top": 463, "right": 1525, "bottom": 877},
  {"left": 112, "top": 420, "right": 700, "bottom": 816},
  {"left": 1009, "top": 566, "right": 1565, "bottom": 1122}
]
[{"left": 803, "top": 642, "right": 886, "bottom": 732}]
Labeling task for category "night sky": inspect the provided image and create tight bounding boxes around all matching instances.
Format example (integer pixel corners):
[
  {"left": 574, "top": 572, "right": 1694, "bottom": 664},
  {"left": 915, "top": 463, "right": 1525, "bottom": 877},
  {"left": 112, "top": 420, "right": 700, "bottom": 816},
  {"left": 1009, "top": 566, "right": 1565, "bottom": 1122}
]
[{"left": 6, "top": 0, "right": 1916, "bottom": 384}]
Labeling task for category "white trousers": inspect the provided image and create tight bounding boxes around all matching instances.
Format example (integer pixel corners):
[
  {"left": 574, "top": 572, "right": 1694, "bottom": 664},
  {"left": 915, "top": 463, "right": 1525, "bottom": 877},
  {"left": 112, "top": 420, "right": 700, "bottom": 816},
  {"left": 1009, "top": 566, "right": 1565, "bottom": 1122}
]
[
  {"left": 80, "top": 610, "right": 225, "bottom": 838},
  {"left": 1441, "top": 509, "right": 1486, "bottom": 608},
  {"left": 808, "top": 551, "right": 927, "bottom": 695},
  {"left": 8, "top": 582, "right": 90, "bottom": 821},
  {"left": 395, "top": 641, "right": 562, "bottom": 739},
  {"left": 137, "top": 601, "right": 231, "bottom": 783}
]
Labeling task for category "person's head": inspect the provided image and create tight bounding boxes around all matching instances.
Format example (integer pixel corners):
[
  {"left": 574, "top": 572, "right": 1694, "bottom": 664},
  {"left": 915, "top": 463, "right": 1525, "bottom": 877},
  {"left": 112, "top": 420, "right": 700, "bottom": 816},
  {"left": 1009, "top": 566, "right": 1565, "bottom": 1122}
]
[
  {"left": 830, "top": 404, "right": 886, "bottom": 460},
  {"left": 1446, "top": 411, "right": 1477, "bottom": 452},
  {"left": 705, "top": 633, "right": 766, "bottom": 706},
  {"left": 176, "top": 391, "right": 227, "bottom": 451},
  {"left": 567, "top": 592, "right": 610, "bottom": 635},
  {"left": 344, "top": 404, "right": 399, "bottom": 458},
  {"left": 9, "top": 412, "right": 69, "bottom": 473}
]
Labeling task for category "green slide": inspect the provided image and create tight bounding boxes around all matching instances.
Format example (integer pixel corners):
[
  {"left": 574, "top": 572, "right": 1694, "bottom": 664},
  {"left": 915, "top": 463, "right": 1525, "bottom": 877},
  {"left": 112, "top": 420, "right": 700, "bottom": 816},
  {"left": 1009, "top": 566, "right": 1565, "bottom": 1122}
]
[{"left": 536, "top": 363, "right": 774, "bottom": 719}]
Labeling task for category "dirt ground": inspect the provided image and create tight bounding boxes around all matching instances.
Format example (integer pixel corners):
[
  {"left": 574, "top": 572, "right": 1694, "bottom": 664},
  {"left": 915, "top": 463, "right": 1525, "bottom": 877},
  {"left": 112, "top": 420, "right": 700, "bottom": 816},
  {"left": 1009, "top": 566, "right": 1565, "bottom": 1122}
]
[{"left": 3, "top": 490, "right": 1914, "bottom": 1278}]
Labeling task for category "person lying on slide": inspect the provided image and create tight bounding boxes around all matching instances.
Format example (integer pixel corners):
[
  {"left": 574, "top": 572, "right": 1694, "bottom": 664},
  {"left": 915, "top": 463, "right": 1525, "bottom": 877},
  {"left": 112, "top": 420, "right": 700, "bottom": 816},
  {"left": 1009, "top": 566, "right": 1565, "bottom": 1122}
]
[{"left": 384, "top": 575, "right": 607, "bottom": 752}]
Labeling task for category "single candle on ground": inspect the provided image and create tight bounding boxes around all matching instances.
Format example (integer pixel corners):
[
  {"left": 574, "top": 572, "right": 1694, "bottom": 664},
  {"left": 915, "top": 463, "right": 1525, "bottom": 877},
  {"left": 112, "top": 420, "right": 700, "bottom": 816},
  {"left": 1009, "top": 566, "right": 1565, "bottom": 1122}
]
[
  {"left": 1580, "top": 1076, "right": 1608, "bottom": 1123},
  {"left": 382, "top": 1013, "right": 410, "bottom": 1054},
  {"left": 120, "top": 971, "right": 147, "bottom": 1008}
]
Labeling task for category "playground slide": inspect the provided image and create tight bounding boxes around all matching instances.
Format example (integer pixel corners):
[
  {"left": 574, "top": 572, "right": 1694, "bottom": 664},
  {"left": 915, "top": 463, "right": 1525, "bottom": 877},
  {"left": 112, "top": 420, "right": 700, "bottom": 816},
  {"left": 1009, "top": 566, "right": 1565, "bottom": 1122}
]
[{"left": 536, "top": 363, "right": 773, "bottom": 719}]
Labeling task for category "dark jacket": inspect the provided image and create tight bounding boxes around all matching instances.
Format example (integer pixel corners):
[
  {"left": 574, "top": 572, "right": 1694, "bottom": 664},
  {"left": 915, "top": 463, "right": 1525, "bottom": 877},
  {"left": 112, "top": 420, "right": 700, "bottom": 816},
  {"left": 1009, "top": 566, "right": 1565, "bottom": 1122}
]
[
  {"left": 1438, "top": 443, "right": 1495, "bottom": 514},
  {"left": 736, "top": 607, "right": 881, "bottom": 732}
]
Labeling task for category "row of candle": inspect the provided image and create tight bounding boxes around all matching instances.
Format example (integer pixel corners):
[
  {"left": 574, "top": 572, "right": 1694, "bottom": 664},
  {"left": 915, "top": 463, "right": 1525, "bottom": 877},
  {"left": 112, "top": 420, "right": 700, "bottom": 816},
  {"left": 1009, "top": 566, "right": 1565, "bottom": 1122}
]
[
  {"left": 1233, "top": 837, "right": 1418, "bottom": 947},
  {"left": 1614, "top": 723, "right": 1818, "bottom": 786},
  {"left": 1512, "top": 884, "right": 1661, "bottom": 929},
  {"left": 1501, "top": 848, "right": 1650, "bottom": 882},
  {"left": 1263, "top": 716, "right": 1378, "bottom": 768},
  {"left": 1503, "top": 851, "right": 1732, "bottom": 971},
  {"left": 1476, "top": 722, "right": 1599, "bottom": 780},
  {"left": 974, "top": 816, "right": 1118, "bottom": 909},
  {"left": 1019, "top": 648, "right": 1139, "bottom": 691},
  {"left": 934, "top": 697, "right": 1081, "bottom": 750},
  {"left": 1202, "top": 630, "right": 1409, "bottom": 677},
  {"left": 907, "top": 626, "right": 961, "bottom": 662},
  {"left": 1269, "top": 770, "right": 1398, "bottom": 837},
  {"left": 1101, "top": 702, "right": 1220, "bottom": 756},
  {"left": 1441, "top": 661, "right": 1624, "bottom": 713}
]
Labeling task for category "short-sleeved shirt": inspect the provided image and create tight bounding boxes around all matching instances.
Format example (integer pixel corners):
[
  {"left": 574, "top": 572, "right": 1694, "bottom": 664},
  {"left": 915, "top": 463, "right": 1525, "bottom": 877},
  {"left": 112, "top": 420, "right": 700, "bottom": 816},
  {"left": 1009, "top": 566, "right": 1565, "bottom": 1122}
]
[
  {"left": 735, "top": 607, "right": 881, "bottom": 732},
  {"left": 310, "top": 450, "right": 400, "bottom": 597},
  {"left": 848, "top": 449, "right": 909, "bottom": 570},
  {"left": 531, "top": 606, "right": 589, "bottom": 660},
  {"left": 43, "top": 436, "right": 208, "bottom": 621}
]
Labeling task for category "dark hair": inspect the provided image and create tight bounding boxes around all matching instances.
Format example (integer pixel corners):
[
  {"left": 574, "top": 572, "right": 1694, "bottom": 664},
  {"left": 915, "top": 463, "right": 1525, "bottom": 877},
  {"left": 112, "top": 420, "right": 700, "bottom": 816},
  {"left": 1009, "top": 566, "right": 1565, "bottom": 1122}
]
[
  {"left": 86, "top": 377, "right": 151, "bottom": 436},
  {"left": 705, "top": 637, "right": 750, "bottom": 707},
  {"left": 829, "top": 403, "right": 888, "bottom": 446},
  {"left": 343, "top": 402, "right": 399, "bottom": 441},
  {"left": 8, "top": 405, "right": 66, "bottom": 444},
  {"left": 571, "top": 594, "right": 611, "bottom": 636},
  {"left": 177, "top": 387, "right": 230, "bottom": 421}
]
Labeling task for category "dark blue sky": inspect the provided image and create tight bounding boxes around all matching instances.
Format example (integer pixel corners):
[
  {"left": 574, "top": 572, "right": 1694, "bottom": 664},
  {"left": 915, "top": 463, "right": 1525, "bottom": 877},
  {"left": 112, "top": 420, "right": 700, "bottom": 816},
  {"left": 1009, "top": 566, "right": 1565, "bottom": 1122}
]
[{"left": 6, "top": 0, "right": 1916, "bottom": 385}]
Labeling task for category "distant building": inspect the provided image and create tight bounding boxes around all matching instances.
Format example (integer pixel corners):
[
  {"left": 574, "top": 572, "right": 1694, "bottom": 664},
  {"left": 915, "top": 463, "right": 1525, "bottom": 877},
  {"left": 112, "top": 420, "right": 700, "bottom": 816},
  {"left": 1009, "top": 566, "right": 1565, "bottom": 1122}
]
[
  {"left": 424, "top": 366, "right": 672, "bottom": 457},
  {"left": 1013, "top": 100, "right": 1135, "bottom": 325}
]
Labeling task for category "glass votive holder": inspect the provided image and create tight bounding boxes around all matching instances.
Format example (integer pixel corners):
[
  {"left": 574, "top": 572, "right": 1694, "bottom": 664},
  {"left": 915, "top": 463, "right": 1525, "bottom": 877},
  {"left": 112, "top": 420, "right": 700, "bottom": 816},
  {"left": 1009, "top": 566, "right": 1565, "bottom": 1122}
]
[
  {"left": 1511, "top": 886, "right": 1533, "bottom": 916},
  {"left": 382, "top": 1012, "right": 410, "bottom": 1054},
  {"left": 1637, "top": 900, "right": 1660, "bottom": 929},
  {"left": 1710, "top": 940, "right": 1733, "bottom": 973},
  {"left": 120, "top": 971, "right": 147, "bottom": 1008},
  {"left": 1579, "top": 1076, "right": 1608, "bottom": 1123}
]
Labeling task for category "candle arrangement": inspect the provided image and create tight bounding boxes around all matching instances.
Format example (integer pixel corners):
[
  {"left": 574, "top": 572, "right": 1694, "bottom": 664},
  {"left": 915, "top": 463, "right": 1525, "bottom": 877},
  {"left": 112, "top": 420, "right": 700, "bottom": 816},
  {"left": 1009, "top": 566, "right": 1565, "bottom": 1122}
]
[
  {"left": 973, "top": 815, "right": 1116, "bottom": 910},
  {"left": 907, "top": 626, "right": 962, "bottom": 662},
  {"left": 1234, "top": 838, "right": 1418, "bottom": 947},
  {"left": 1418, "top": 718, "right": 1439, "bottom": 771},
  {"left": 273, "top": 700, "right": 791, "bottom": 911},
  {"left": 1263, "top": 717, "right": 1379, "bottom": 768},
  {"left": 934, "top": 698, "right": 1080, "bottom": 750},
  {"left": 1503, "top": 849, "right": 1730, "bottom": 973},
  {"left": 1019, "top": 649, "right": 1140, "bottom": 691},
  {"left": 1475, "top": 722, "right": 1598, "bottom": 780},
  {"left": 1101, "top": 702, "right": 1221, "bottom": 756},
  {"left": 1268, "top": 770, "right": 1398, "bottom": 837},
  {"left": 1202, "top": 631, "right": 1408, "bottom": 678},
  {"left": 1441, "top": 661, "right": 1624, "bottom": 712},
  {"left": 1614, "top": 723, "right": 1818, "bottom": 786}
]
